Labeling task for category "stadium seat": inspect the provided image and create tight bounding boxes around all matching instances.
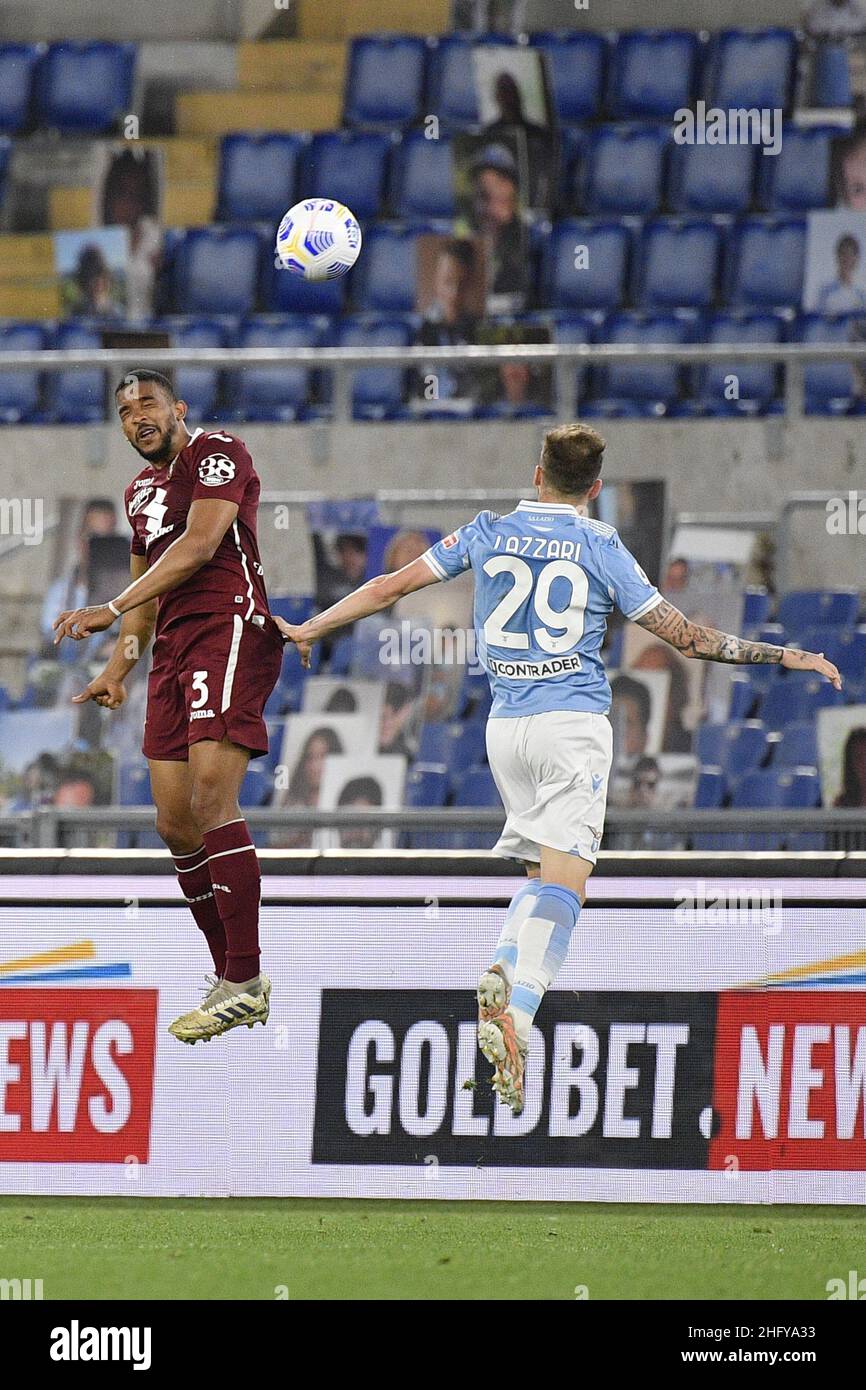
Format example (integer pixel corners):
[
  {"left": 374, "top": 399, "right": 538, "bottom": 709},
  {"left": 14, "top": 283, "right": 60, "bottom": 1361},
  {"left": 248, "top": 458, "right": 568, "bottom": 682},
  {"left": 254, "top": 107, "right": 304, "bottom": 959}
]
[
  {"left": 230, "top": 316, "right": 321, "bottom": 422},
  {"left": 34, "top": 41, "right": 136, "bottom": 133},
  {"left": 269, "top": 595, "right": 314, "bottom": 626},
  {"left": 542, "top": 219, "right": 631, "bottom": 310},
  {"left": 667, "top": 142, "right": 755, "bottom": 215},
  {"left": 728, "top": 675, "right": 758, "bottom": 720},
  {"left": 811, "top": 42, "right": 852, "bottom": 107},
  {"left": 552, "top": 313, "right": 597, "bottom": 409},
  {"left": 47, "top": 322, "right": 104, "bottom": 423},
  {"left": 694, "top": 766, "right": 726, "bottom": 808},
  {"left": 405, "top": 766, "right": 449, "bottom": 808},
  {"left": 426, "top": 34, "right": 515, "bottom": 129},
  {"left": 217, "top": 133, "right": 306, "bottom": 223},
  {"left": 0, "top": 43, "right": 42, "bottom": 132},
  {"left": 168, "top": 318, "right": 226, "bottom": 421},
  {"left": 344, "top": 35, "right": 426, "bottom": 129},
  {"left": 704, "top": 29, "right": 797, "bottom": 113},
  {"left": 827, "top": 626, "right": 866, "bottom": 682},
  {"left": 416, "top": 721, "right": 452, "bottom": 765},
  {"left": 390, "top": 131, "right": 455, "bottom": 220},
  {"left": 338, "top": 317, "right": 411, "bottom": 419},
  {"left": 452, "top": 766, "right": 501, "bottom": 807},
  {"left": 305, "top": 131, "right": 391, "bottom": 222},
  {"left": 529, "top": 32, "right": 607, "bottom": 122},
  {"left": 0, "top": 322, "right": 46, "bottom": 422},
  {"left": 351, "top": 226, "right": 424, "bottom": 313},
  {"left": 743, "top": 588, "right": 771, "bottom": 627},
  {"left": 172, "top": 227, "right": 261, "bottom": 317},
  {"left": 726, "top": 217, "right": 806, "bottom": 308},
  {"left": 0, "top": 137, "right": 9, "bottom": 200},
  {"left": 239, "top": 764, "right": 270, "bottom": 808},
  {"left": 695, "top": 725, "right": 726, "bottom": 766},
  {"left": 759, "top": 680, "right": 813, "bottom": 731},
  {"left": 591, "top": 311, "right": 691, "bottom": 412},
  {"left": 777, "top": 589, "right": 860, "bottom": 633},
  {"left": 118, "top": 763, "right": 151, "bottom": 806},
  {"left": 759, "top": 124, "right": 837, "bottom": 213},
  {"left": 607, "top": 30, "right": 700, "bottom": 119},
  {"left": 636, "top": 220, "right": 722, "bottom": 310},
  {"left": 268, "top": 249, "right": 346, "bottom": 315},
  {"left": 450, "top": 720, "right": 487, "bottom": 774},
  {"left": 691, "top": 312, "right": 784, "bottom": 415},
  {"left": 771, "top": 720, "right": 818, "bottom": 768},
  {"left": 582, "top": 125, "right": 667, "bottom": 215},
  {"left": 796, "top": 314, "right": 857, "bottom": 415}
]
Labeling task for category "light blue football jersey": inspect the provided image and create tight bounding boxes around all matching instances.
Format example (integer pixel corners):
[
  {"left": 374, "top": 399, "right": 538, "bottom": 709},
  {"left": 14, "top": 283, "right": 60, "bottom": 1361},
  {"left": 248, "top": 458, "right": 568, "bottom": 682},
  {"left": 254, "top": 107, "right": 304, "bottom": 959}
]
[{"left": 422, "top": 501, "right": 663, "bottom": 717}]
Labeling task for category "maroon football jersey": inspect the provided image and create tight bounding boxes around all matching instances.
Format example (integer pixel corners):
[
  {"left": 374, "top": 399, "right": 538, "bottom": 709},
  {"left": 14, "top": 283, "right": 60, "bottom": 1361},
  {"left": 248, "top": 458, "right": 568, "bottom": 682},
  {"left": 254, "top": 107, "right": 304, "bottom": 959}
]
[{"left": 123, "top": 427, "right": 272, "bottom": 632}]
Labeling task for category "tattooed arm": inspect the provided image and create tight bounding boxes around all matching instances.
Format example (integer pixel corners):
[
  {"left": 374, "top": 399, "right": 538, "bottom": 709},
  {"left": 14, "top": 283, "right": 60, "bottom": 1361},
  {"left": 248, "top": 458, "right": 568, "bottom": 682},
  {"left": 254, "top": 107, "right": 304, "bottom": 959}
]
[{"left": 636, "top": 599, "right": 842, "bottom": 689}]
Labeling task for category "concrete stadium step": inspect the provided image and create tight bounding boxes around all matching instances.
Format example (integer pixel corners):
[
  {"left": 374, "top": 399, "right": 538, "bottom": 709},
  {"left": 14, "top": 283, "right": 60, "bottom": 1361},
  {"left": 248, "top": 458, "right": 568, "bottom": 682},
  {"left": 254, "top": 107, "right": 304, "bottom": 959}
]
[
  {"left": 176, "top": 88, "right": 342, "bottom": 137},
  {"left": 237, "top": 41, "right": 347, "bottom": 92}
]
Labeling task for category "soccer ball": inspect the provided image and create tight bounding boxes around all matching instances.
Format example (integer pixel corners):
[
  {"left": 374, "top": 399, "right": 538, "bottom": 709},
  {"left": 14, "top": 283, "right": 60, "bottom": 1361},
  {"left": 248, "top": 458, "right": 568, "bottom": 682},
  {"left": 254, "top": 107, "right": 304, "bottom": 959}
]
[{"left": 275, "top": 198, "right": 362, "bottom": 281}]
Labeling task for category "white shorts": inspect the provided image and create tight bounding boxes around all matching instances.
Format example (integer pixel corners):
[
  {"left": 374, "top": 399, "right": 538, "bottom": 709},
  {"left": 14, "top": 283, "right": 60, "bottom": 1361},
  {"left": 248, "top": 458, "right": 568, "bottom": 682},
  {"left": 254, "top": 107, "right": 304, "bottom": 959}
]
[{"left": 486, "top": 709, "right": 613, "bottom": 866}]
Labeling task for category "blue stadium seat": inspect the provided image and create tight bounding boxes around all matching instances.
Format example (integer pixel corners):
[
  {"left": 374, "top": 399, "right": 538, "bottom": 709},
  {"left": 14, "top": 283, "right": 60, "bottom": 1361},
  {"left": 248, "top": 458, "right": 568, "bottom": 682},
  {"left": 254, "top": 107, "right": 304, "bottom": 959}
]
[
  {"left": 726, "top": 217, "right": 806, "bottom": 308},
  {"left": 771, "top": 720, "right": 818, "bottom": 768},
  {"left": 47, "top": 321, "right": 104, "bottom": 423},
  {"left": 796, "top": 314, "right": 857, "bottom": 415},
  {"left": 416, "top": 721, "right": 452, "bottom": 765},
  {"left": 552, "top": 313, "right": 597, "bottom": 409},
  {"left": 582, "top": 125, "right": 666, "bottom": 215},
  {"left": 34, "top": 41, "right": 136, "bottom": 133},
  {"left": 168, "top": 318, "right": 225, "bottom": 421},
  {"left": 759, "top": 124, "right": 837, "bottom": 212},
  {"left": 743, "top": 587, "right": 771, "bottom": 627},
  {"left": 778, "top": 589, "right": 859, "bottom": 631},
  {"left": 692, "top": 311, "right": 783, "bottom": 415},
  {"left": 452, "top": 767, "right": 501, "bottom": 807},
  {"left": 0, "top": 136, "right": 9, "bottom": 201},
  {"left": 118, "top": 763, "right": 151, "bottom": 806},
  {"left": 695, "top": 724, "right": 726, "bottom": 766},
  {"left": 269, "top": 595, "right": 314, "bottom": 626},
  {"left": 390, "top": 131, "right": 455, "bottom": 219},
  {"left": 451, "top": 721, "right": 487, "bottom": 773},
  {"left": 827, "top": 626, "right": 866, "bottom": 682},
  {"left": 344, "top": 35, "right": 426, "bottom": 129},
  {"left": 557, "top": 124, "right": 588, "bottom": 210},
  {"left": 230, "top": 316, "right": 321, "bottom": 422},
  {"left": 759, "top": 680, "right": 813, "bottom": 730},
  {"left": 529, "top": 32, "right": 607, "bottom": 122},
  {"left": 607, "top": 30, "right": 700, "bottom": 119},
  {"left": 667, "top": 142, "right": 755, "bottom": 214},
  {"left": 217, "top": 133, "right": 305, "bottom": 223},
  {"left": 352, "top": 226, "right": 423, "bottom": 313},
  {"left": 812, "top": 42, "right": 852, "bottom": 107},
  {"left": 426, "top": 34, "right": 515, "bottom": 128},
  {"left": 239, "top": 764, "right": 270, "bottom": 808},
  {"left": 0, "top": 44, "right": 41, "bottom": 132},
  {"left": 338, "top": 317, "right": 411, "bottom": 419},
  {"left": 542, "top": 219, "right": 631, "bottom": 310},
  {"left": 305, "top": 131, "right": 391, "bottom": 222},
  {"left": 592, "top": 311, "right": 690, "bottom": 411},
  {"left": 173, "top": 227, "right": 261, "bottom": 316},
  {"left": 268, "top": 250, "right": 346, "bottom": 315},
  {"left": 729, "top": 674, "right": 758, "bottom": 720},
  {"left": 705, "top": 29, "right": 797, "bottom": 112},
  {"left": 405, "top": 766, "right": 449, "bottom": 808},
  {"left": 721, "top": 719, "right": 770, "bottom": 776},
  {"left": 0, "top": 322, "right": 46, "bottom": 422},
  {"left": 636, "top": 220, "right": 722, "bottom": 309},
  {"left": 694, "top": 766, "right": 726, "bottom": 808}
]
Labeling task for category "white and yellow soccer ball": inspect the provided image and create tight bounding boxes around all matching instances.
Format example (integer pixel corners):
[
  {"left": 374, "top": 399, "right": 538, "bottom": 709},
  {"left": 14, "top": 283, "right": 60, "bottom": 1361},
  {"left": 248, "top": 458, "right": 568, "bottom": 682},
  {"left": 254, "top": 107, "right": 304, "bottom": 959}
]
[{"left": 275, "top": 198, "right": 362, "bottom": 281}]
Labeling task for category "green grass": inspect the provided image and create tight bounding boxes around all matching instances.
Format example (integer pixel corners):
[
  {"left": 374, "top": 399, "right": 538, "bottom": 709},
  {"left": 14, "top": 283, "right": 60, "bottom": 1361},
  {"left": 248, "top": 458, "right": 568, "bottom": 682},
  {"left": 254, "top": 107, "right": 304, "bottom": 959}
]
[{"left": 1, "top": 1199, "right": 864, "bottom": 1300}]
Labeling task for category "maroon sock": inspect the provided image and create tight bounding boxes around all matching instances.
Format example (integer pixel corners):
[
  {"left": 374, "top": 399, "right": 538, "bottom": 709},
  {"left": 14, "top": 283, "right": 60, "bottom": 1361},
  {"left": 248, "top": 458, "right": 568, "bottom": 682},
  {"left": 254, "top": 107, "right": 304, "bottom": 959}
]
[
  {"left": 173, "top": 846, "right": 227, "bottom": 975},
  {"left": 203, "top": 818, "right": 261, "bottom": 982}
]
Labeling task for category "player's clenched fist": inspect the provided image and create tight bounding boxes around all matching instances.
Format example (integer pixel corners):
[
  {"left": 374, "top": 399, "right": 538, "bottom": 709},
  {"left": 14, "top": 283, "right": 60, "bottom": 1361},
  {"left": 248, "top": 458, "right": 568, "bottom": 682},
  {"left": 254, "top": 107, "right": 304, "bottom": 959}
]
[
  {"left": 274, "top": 617, "right": 314, "bottom": 669},
  {"left": 52, "top": 603, "right": 119, "bottom": 645},
  {"left": 71, "top": 676, "right": 127, "bottom": 710}
]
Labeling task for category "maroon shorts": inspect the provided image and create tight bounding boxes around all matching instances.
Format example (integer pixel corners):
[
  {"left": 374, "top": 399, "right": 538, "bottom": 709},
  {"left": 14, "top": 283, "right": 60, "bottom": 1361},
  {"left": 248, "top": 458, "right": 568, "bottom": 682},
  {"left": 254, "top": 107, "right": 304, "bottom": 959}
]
[{"left": 143, "top": 611, "right": 283, "bottom": 762}]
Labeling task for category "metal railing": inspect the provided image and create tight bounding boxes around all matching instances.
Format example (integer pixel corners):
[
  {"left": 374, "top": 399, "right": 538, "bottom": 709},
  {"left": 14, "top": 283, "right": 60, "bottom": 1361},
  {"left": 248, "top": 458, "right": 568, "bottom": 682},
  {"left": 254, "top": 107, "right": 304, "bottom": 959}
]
[
  {"left": 3, "top": 806, "right": 865, "bottom": 851},
  {"left": 0, "top": 341, "right": 863, "bottom": 424}
]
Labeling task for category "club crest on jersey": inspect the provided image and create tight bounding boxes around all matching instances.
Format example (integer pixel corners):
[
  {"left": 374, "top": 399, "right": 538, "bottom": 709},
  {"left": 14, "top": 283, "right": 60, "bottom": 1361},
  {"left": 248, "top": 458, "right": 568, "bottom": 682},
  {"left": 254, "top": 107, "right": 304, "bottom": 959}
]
[
  {"left": 198, "top": 454, "right": 236, "bottom": 487},
  {"left": 128, "top": 486, "right": 153, "bottom": 516}
]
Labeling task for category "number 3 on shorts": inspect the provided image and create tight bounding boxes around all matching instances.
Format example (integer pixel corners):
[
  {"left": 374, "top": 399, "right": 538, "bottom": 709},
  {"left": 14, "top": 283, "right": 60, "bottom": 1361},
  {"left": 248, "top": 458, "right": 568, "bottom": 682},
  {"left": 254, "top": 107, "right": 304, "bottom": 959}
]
[{"left": 191, "top": 670, "right": 209, "bottom": 709}]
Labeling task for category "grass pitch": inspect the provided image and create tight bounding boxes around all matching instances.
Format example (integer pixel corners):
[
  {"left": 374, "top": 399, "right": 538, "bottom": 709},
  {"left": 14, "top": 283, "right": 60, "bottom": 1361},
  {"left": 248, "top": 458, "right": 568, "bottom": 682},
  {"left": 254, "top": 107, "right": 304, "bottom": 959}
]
[{"left": 1, "top": 1198, "right": 864, "bottom": 1300}]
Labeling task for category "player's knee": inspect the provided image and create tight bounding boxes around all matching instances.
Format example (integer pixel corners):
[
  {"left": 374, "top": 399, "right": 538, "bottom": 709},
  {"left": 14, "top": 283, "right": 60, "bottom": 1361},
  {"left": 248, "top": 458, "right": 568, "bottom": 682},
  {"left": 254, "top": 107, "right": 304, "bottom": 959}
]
[
  {"left": 189, "top": 777, "right": 230, "bottom": 833},
  {"left": 155, "top": 814, "right": 199, "bottom": 855}
]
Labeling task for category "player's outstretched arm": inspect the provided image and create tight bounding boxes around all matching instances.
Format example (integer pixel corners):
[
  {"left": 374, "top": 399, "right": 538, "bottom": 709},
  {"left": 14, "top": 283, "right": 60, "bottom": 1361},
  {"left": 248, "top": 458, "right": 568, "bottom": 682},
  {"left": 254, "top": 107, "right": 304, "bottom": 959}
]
[
  {"left": 275, "top": 556, "right": 440, "bottom": 668},
  {"left": 635, "top": 598, "right": 842, "bottom": 689}
]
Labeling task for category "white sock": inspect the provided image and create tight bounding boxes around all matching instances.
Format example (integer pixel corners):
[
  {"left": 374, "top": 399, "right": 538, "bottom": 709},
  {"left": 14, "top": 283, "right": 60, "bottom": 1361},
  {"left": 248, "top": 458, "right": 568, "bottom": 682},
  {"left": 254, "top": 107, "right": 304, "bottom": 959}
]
[{"left": 510, "top": 884, "right": 583, "bottom": 1044}]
